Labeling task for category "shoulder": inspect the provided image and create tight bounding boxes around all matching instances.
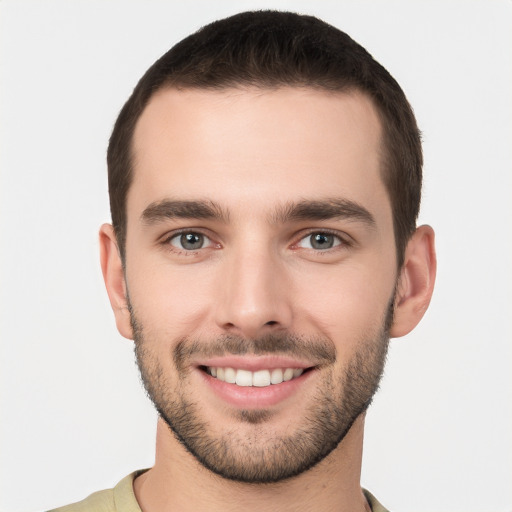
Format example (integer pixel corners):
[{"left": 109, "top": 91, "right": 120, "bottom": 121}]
[
  {"left": 47, "top": 471, "right": 145, "bottom": 512},
  {"left": 363, "top": 488, "right": 391, "bottom": 512},
  {"left": 48, "top": 488, "right": 115, "bottom": 512}
]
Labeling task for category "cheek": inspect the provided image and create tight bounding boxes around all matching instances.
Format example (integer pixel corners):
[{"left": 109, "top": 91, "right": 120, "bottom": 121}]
[
  {"left": 292, "top": 261, "right": 395, "bottom": 344},
  {"left": 126, "top": 260, "right": 216, "bottom": 333}
]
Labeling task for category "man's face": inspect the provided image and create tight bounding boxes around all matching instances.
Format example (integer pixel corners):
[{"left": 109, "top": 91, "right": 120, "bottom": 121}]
[{"left": 123, "top": 87, "right": 397, "bottom": 482}]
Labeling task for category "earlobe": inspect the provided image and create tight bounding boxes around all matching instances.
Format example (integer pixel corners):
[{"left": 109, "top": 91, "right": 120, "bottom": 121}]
[
  {"left": 99, "top": 224, "right": 133, "bottom": 340},
  {"left": 390, "top": 225, "right": 437, "bottom": 338}
]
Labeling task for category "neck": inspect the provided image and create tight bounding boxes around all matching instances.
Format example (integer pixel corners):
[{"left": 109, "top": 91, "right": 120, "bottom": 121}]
[{"left": 134, "top": 415, "right": 370, "bottom": 512}]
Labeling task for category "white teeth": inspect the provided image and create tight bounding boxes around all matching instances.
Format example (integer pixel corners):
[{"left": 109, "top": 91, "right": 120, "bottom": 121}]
[
  {"left": 270, "top": 368, "right": 283, "bottom": 384},
  {"left": 224, "top": 367, "right": 236, "bottom": 384},
  {"left": 235, "top": 369, "right": 253, "bottom": 387},
  {"left": 208, "top": 366, "right": 305, "bottom": 387},
  {"left": 283, "top": 368, "right": 294, "bottom": 381},
  {"left": 253, "top": 370, "right": 271, "bottom": 387}
]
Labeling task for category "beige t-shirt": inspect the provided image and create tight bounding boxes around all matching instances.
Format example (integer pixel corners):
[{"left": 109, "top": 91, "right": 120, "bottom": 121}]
[
  {"left": 48, "top": 471, "right": 145, "bottom": 512},
  {"left": 48, "top": 471, "right": 389, "bottom": 512}
]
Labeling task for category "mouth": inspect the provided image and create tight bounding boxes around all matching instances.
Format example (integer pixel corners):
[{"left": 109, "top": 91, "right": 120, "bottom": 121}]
[
  {"left": 200, "top": 365, "right": 312, "bottom": 387},
  {"left": 194, "top": 356, "right": 318, "bottom": 409}
]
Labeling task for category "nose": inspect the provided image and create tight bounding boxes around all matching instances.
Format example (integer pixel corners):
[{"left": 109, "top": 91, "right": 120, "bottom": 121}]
[{"left": 214, "top": 243, "right": 293, "bottom": 338}]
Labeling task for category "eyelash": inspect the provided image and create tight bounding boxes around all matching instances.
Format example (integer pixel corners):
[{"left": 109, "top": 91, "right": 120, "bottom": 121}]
[
  {"left": 161, "top": 229, "right": 216, "bottom": 254},
  {"left": 293, "top": 229, "right": 352, "bottom": 252},
  {"left": 160, "top": 228, "right": 352, "bottom": 255}
]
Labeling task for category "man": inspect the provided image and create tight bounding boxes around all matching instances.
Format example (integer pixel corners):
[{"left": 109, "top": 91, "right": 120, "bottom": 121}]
[{"left": 51, "top": 10, "right": 436, "bottom": 512}]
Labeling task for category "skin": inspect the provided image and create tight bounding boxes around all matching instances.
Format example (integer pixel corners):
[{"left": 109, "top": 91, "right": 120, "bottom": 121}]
[{"left": 100, "top": 87, "right": 436, "bottom": 512}]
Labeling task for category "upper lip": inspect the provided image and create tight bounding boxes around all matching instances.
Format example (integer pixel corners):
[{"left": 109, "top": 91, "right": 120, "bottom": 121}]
[{"left": 194, "top": 355, "right": 315, "bottom": 372}]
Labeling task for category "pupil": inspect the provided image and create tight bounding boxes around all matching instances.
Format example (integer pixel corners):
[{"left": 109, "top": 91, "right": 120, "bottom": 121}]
[
  {"left": 181, "top": 233, "right": 203, "bottom": 250},
  {"left": 311, "top": 233, "right": 333, "bottom": 249}
]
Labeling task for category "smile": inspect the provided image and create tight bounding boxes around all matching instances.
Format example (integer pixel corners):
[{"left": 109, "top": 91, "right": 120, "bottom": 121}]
[
  {"left": 205, "top": 366, "right": 305, "bottom": 387},
  {"left": 197, "top": 359, "right": 316, "bottom": 408}
]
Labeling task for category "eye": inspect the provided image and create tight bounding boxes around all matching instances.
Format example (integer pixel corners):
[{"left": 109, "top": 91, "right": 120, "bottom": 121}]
[
  {"left": 169, "top": 232, "right": 211, "bottom": 251},
  {"left": 297, "top": 232, "right": 342, "bottom": 250}
]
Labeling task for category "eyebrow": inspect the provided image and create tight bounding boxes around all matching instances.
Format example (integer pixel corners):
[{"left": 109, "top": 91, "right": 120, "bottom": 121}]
[
  {"left": 141, "top": 199, "right": 230, "bottom": 224},
  {"left": 140, "top": 197, "right": 375, "bottom": 228},
  {"left": 270, "top": 198, "right": 376, "bottom": 227}
]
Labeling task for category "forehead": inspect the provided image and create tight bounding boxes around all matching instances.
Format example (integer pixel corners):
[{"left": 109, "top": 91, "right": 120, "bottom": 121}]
[{"left": 129, "top": 86, "right": 388, "bottom": 223}]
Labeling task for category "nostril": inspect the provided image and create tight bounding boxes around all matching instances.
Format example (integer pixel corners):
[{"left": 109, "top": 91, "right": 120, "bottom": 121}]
[{"left": 265, "top": 321, "right": 278, "bottom": 326}]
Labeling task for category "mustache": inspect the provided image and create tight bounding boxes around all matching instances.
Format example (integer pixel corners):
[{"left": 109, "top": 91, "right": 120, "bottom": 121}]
[{"left": 173, "top": 333, "right": 337, "bottom": 370}]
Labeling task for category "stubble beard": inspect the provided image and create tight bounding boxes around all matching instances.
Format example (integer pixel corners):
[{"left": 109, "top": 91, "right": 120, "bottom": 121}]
[{"left": 131, "top": 305, "right": 392, "bottom": 484}]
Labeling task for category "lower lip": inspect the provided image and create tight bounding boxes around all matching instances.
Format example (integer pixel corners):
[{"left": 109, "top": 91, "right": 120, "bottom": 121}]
[{"left": 198, "top": 368, "right": 314, "bottom": 409}]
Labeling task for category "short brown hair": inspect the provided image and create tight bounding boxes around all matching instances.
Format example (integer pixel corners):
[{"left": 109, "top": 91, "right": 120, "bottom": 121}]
[{"left": 107, "top": 10, "right": 422, "bottom": 267}]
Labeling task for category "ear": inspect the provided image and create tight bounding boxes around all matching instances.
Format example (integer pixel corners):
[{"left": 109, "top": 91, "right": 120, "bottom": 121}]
[
  {"left": 99, "top": 224, "right": 133, "bottom": 340},
  {"left": 390, "top": 225, "right": 437, "bottom": 338}
]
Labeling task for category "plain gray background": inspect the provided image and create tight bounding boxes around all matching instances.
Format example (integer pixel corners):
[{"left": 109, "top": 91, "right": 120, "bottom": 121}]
[{"left": 1, "top": 1, "right": 511, "bottom": 511}]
